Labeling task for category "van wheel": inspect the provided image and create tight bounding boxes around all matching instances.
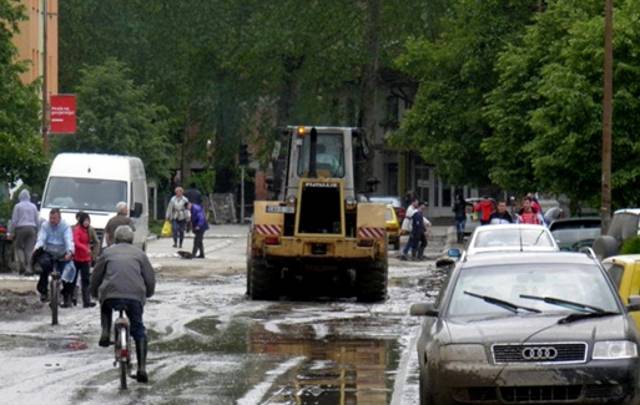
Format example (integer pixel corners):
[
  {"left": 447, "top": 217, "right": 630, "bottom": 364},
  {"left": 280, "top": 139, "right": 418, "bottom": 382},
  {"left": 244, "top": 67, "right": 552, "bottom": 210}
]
[
  {"left": 249, "top": 259, "right": 280, "bottom": 300},
  {"left": 355, "top": 260, "right": 388, "bottom": 302},
  {"left": 419, "top": 368, "right": 435, "bottom": 405}
]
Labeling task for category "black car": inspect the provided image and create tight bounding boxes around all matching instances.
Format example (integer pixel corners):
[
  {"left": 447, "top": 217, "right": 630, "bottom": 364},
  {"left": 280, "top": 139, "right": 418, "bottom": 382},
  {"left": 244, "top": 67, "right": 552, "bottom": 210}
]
[
  {"left": 549, "top": 217, "right": 601, "bottom": 251},
  {"left": 411, "top": 251, "right": 640, "bottom": 404}
]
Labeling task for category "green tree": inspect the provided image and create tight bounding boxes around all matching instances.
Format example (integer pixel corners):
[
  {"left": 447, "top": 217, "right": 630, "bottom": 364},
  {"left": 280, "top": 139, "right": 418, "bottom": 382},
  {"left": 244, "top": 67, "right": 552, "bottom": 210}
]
[
  {"left": 52, "top": 59, "right": 171, "bottom": 181},
  {"left": 0, "top": 0, "right": 46, "bottom": 186},
  {"left": 485, "top": 0, "right": 640, "bottom": 207},
  {"left": 392, "top": 0, "right": 537, "bottom": 186}
]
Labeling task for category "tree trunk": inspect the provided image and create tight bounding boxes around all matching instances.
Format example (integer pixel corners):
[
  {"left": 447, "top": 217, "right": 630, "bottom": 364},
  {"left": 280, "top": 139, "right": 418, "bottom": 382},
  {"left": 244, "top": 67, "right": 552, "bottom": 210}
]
[{"left": 358, "top": 0, "right": 381, "bottom": 193}]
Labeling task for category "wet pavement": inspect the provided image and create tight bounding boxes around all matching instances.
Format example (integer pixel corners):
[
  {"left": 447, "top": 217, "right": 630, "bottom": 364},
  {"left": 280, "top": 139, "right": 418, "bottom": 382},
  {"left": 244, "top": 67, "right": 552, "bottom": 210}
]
[{"left": 0, "top": 225, "right": 452, "bottom": 404}]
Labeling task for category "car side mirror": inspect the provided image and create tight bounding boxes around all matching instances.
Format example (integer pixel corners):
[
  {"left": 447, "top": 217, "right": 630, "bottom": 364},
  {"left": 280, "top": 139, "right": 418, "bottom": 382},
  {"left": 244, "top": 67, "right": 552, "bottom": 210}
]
[
  {"left": 627, "top": 295, "right": 640, "bottom": 312},
  {"left": 410, "top": 303, "right": 439, "bottom": 317},
  {"left": 131, "top": 202, "right": 143, "bottom": 218}
]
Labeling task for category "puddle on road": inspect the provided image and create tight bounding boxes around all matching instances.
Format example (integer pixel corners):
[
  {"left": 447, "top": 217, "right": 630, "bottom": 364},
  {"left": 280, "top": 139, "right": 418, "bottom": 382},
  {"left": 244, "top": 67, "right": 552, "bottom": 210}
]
[{"left": 150, "top": 312, "right": 401, "bottom": 404}]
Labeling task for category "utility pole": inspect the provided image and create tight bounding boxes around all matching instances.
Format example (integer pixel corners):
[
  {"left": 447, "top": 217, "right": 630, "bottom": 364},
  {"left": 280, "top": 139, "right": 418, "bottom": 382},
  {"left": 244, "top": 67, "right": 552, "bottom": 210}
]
[
  {"left": 240, "top": 166, "right": 245, "bottom": 224},
  {"left": 601, "top": 0, "right": 613, "bottom": 234},
  {"left": 42, "top": 0, "right": 49, "bottom": 155}
]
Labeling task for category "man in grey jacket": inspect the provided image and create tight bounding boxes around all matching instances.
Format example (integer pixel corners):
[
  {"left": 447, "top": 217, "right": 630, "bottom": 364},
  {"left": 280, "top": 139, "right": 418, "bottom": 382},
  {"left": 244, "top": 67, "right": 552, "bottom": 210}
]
[{"left": 91, "top": 225, "right": 155, "bottom": 383}]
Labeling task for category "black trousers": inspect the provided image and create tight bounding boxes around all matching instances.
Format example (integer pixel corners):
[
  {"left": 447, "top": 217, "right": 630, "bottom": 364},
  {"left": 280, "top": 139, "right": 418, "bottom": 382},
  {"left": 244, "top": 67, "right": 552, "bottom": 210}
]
[
  {"left": 72, "top": 261, "right": 92, "bottom": 305},
  {"left": 192, "top": 229, "right": 205, "bottom": 257}
]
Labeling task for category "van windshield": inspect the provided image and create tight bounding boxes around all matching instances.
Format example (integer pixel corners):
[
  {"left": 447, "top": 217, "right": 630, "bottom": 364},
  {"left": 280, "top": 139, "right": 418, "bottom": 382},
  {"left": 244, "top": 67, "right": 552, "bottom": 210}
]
[{"left": 43, "top": 177, "right": 127, "bottom": 212}]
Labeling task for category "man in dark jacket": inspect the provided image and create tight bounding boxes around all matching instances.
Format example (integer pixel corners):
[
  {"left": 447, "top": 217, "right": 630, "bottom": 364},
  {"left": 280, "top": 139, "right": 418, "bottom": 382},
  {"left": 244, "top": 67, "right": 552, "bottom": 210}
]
[
  {"left": 91, "top": 225, "right": 155, "bottom": 383},
  {"left": 104, "top": 202, "right": 136, "bottom": 246},
  {"left": 489, "top": 201, "right": 514, "bottom": 224}
]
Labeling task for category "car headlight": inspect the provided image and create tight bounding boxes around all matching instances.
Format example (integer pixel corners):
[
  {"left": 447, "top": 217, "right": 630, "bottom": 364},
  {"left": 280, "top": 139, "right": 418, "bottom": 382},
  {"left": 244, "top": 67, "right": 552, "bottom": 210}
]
[
  {"left": 593, "top": 341, "right": 638, "bottom": 360},
  {"left": 441, "top": 344, "right": 487, "bottom": 362}
]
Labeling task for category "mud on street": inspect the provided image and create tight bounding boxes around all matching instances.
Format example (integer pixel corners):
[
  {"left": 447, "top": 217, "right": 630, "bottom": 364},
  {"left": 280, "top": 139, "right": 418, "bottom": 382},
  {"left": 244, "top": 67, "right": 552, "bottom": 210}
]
[{"left": 0, "top": 225, "right": 450, "bottom": 405}]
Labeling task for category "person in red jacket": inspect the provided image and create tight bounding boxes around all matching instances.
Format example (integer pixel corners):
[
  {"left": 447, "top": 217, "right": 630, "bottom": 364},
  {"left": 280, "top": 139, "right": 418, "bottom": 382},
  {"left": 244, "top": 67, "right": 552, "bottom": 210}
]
[
  {"left": 518, "top": 197, "right": 543, "bottom": 225},
  {"left": 474, "top": 196, "right": 495, "bottom": 226},
  {"left": 72, "top": 212, "right": 97, "bottom": 308}
]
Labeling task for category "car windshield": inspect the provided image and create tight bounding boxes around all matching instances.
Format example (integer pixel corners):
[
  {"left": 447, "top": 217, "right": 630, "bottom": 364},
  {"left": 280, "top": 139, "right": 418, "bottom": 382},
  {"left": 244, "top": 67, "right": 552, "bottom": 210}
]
[
  {"left": 43, "top": 177, "right": 127, "bottom": 212},
  {"left": 297, "top": 132, "right": 345, "bottom": 178},
  {"left": 474, "top": 228, "right": 554, "bottom": 248},
  {"left": 447, "top": 264, "right": 619, "bottom": 318}
]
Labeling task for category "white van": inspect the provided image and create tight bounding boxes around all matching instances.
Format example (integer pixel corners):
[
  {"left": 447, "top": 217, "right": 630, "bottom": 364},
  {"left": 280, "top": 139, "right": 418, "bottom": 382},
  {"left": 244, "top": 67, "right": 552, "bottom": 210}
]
[{"left": 40, "top": 153, "right": 149, "bottom": 250}]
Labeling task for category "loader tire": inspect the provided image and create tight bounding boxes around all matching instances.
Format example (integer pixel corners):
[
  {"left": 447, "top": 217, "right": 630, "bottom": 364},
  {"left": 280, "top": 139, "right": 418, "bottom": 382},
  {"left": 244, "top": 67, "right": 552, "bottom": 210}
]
[
  {"left": 249, "top": 259, "right": 280, "bottom": 300},
  {"left": 356, "top": 260, "right": 388, "bottom": 303}
]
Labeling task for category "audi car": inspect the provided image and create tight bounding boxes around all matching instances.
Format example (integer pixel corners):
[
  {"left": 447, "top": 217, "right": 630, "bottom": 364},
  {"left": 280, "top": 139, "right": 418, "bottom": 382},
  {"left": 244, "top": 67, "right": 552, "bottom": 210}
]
[{"left": 411, "top": 251, "right": 640, "bottom": 404}]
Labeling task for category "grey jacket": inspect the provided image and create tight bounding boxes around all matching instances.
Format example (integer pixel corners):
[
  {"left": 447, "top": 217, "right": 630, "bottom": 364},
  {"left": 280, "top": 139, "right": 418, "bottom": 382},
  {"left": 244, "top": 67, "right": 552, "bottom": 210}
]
[
  {"left": 90, "top": 243, "right": 155, "bottom": 304},
  {"left": 9, "top": 190, "right": 39, "bottom": 233}
]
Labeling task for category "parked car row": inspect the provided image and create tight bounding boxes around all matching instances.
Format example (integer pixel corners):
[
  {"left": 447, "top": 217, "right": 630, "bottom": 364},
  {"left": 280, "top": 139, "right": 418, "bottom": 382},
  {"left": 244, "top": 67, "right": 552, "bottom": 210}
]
[{"left": 411, "top": 221, "right": 640, "bottom": 404}]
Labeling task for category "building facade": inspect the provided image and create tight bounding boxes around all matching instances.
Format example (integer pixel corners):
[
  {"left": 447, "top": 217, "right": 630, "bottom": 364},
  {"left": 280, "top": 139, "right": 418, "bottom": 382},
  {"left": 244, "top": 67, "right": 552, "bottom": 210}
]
[{"left": 13, "top": 0, "right": 58, "bottom": 97}]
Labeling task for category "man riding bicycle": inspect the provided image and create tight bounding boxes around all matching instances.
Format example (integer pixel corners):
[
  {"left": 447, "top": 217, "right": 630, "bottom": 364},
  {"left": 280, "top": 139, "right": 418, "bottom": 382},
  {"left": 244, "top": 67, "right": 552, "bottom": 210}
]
[
  {"left": 91, "top": 225, "right": 155, "bottom": 383},
  {"left": 34, "top": 208, "right": 75, "bottom": 304}
]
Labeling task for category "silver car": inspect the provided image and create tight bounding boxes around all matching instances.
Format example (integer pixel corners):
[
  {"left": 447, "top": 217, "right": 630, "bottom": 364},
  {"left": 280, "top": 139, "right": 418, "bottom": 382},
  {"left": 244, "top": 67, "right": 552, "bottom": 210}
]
[{"left": 465, "top": 224, "right": 559, "bottom": 257}]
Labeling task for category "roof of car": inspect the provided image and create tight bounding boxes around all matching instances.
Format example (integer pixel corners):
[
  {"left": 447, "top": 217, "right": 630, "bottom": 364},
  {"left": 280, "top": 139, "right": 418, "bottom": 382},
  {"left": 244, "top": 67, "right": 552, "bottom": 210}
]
[
  {"left": 604, "top": 255, "right": 640, "bottom": 265},
  {"left": 461, "top": 251, "right": 597, "bottom": 268},
  {"left": 474, "top": 224, "right": 547, "bottom": 232},
  {"left": 550, "top": 217, "right": 601, "bottom": 223},
  {"left": 614, "top": 208, "right": 640, "bottom": 216}
]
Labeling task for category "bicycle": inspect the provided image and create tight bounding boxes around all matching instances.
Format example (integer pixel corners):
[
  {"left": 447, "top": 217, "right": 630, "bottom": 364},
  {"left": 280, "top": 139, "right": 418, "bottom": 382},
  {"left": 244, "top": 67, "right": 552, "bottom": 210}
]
[
  {"left": 49, "top": 269, "right": 61, "bottom": 326},
  {"left": 113, "top": 306, "right": 132, "bottom": 389}
]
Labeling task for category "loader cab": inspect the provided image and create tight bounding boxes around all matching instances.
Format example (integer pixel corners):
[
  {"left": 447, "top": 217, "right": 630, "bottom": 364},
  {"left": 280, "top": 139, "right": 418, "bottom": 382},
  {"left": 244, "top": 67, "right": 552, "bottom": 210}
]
[{"left": 283, "top": 126, "right": 357, "bottom": 200}]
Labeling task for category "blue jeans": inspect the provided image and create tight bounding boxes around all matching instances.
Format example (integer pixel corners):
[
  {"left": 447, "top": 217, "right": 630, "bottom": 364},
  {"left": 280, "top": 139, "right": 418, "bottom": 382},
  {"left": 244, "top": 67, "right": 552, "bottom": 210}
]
[
  {"left": 403, "top": 234, "right": 420, "bottom": 256},
  {"left": 455, "top": 217, "right": 466, "bottom": 235},
  {"left": 172, "top": 219, "right": 187, "bottom": 246},
  {"left": 102, "top": 298, "right": 146, "bottom": 341}
]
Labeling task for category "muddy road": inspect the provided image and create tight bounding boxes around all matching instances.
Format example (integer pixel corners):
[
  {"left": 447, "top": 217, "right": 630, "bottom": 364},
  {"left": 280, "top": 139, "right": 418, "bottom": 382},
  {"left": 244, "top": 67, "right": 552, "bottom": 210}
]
[{"left": 0, "top": 225, "right": 450, "bottom": 404}]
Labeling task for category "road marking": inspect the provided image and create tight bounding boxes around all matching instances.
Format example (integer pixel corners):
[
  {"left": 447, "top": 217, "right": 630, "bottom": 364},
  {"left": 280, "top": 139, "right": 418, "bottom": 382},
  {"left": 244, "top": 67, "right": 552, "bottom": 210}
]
[{"left": 236, "top": 356, "right": 305, "bottom": 405}]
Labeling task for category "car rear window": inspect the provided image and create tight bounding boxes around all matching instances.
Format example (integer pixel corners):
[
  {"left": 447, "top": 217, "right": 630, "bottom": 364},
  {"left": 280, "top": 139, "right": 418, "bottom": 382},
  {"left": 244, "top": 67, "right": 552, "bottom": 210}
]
[
  {"left": 474, "top": 228, "right": 554, "bottom": 248},
  {"left": 604, "top": 263, "right": 625, "bottom": 290}
]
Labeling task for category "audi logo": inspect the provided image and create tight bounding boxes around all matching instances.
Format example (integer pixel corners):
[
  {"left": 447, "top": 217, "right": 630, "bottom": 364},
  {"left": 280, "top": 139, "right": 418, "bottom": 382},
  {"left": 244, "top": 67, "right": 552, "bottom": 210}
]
[{"left": 522, "top": 346, "right": 558, "bottom": 360}]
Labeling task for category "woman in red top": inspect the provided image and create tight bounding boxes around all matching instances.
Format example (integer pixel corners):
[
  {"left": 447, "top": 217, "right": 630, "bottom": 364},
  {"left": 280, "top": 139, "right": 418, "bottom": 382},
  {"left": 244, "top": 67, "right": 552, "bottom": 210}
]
[
  {"left": 518, "top": 197, "right": 542, "bottom": 225},
  {"left": 72, "top": 212, "right": 96, "bottom": 308}
]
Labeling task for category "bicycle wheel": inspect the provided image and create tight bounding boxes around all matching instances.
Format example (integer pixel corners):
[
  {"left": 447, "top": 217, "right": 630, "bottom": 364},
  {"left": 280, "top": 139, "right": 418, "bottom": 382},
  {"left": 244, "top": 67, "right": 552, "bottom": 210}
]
[
  {"left": 50, "top": 278, "right": 59, "bottom": 326},
  {"left": 119, "top": 360, "right": 127, "bottom": 389},
  {"left": 116, "top": 325, "right": 129, "bottom": 389}
]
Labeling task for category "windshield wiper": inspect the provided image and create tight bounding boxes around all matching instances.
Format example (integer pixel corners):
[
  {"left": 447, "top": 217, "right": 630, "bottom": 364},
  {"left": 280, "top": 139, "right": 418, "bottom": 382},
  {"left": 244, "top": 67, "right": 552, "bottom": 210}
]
[
  {"left": 519, "top": 294, "right": 606, "bottom": 314},
  {"left": 557, "top": 311, "right": 620, "bottom": 325},
  {"left": 464, "top": 291, "right": 541, "bottom": 314}
]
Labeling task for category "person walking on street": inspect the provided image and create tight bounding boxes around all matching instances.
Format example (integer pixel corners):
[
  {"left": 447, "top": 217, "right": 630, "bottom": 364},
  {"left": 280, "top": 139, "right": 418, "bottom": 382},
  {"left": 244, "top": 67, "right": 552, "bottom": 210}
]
[
  {"left": 91, "top": 225, "right": 155, "bottom": 383},
  {"left": 72, "top": 213, "right": 98, "bottom": 308},
  {"left": 33, "top": 208, "right": 74, "bottom": 303},
  {"left": 416, "top": 203, "right": 431, "bottom": 260},
  {"left": 165, "top": 187, "right": 190, "bottom": 248},
  {"left": 473, "top": 196, "right": 495, "bottom": 226},
  {"left": 489, "top": 201, "right": 514, "bottom": 224},
  {"left": 408, "top": 204, "right": 426, "bottom": 260},
  {"left": 517, "top": 196, "right": 543, "bottom": 225},
  {"left": 104, "top": 202, "right": 135, "bottom": 247},
  {"left": 452, "top": 193, "right": 468, "bottom": 243},
  {"left": 189, "top": 202, "right": 209, "bottom": 258},
  {"left": 400, "top": 198, "right": 419, "bottom": 260},
  {"left": 8, "top": 189, "right": 39, "bottom": 274}
]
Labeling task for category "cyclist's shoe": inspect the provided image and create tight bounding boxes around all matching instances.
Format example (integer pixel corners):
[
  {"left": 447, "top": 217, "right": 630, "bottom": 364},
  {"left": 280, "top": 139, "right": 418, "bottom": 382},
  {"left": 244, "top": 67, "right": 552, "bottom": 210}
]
[
  {"left": 39, "top": 293, "right": 49, "bottom": 303},
  {"left": 135, "top": 338, "right": 148, "bottom": 383},
  {"left": 61, "top": 295, "right": 72, "bottom": 308},
  {"left": 83, "top": 302, "right": 97, "bottom": 308},
  {"left": 99, "top": 315, "right": 112, "bottom": 347}
]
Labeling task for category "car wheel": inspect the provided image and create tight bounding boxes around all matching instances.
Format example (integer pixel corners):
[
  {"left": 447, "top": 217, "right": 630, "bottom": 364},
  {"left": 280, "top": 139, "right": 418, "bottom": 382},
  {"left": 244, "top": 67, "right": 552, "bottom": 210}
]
[{"left": 419, "top": 367, "right": 435, "bottom": 405}]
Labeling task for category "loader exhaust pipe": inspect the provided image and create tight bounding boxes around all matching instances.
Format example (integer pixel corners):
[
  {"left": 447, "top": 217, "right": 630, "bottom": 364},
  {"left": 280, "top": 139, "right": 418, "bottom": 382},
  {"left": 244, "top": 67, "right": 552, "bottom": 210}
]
[{"left": 309, "top": 127, "right": 318, "bottom": 178}]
